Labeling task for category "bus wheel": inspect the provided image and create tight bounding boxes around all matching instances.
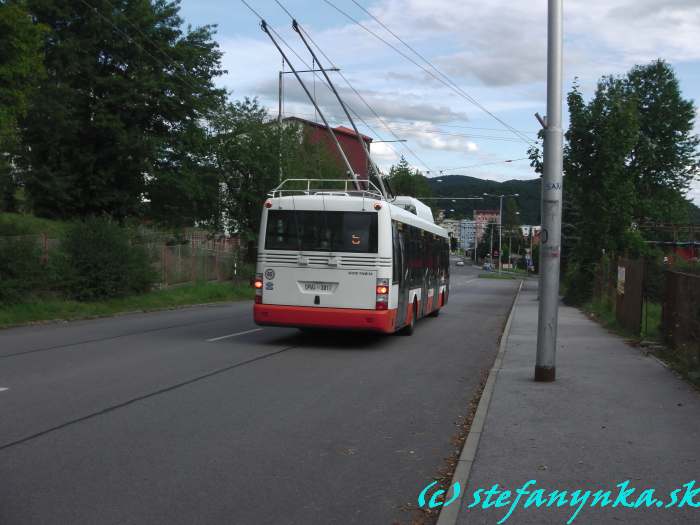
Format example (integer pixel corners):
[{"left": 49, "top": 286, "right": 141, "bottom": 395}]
[
  {"left": 401, "top": 301, "right": 417, "bottom": 336},
  {"left": 428, "top": 307, "right": 440, "bottom": 318}
]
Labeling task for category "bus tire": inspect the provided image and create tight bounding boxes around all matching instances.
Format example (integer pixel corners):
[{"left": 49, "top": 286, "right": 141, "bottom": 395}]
[
  {"left": 401, "top": 301, "right": 417, "bottom": 336},
  {"left": 428, "top": 307, "right": 440, "bottom": 318}
]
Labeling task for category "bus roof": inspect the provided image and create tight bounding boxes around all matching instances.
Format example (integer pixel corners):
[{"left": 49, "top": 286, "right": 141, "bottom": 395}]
[{"left": 267, "top": 194, "right": 448, "bottom": 238}]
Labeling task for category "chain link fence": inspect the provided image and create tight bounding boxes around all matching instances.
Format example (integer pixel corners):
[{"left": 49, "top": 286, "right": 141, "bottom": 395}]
[{"left": 1, "top": 231, "right": 252, "bottom": 288}]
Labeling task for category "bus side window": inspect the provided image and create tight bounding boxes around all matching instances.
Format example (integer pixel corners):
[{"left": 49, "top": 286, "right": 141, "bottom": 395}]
[{"left": 392, "top": 222, "right": 403, "bottom": 284}]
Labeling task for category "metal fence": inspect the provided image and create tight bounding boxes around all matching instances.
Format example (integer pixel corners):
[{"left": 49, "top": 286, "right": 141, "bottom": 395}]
[
  {"left": 155, "top": 242, "right": 246, "bottom": 286},
  {"left": 615, "top": 258, "right": 644, "bottom": 335},
  {"left": 593, "top": 255, "right": 696, "bottom": 346},
  {"left": 663, "top": 271, "right": 700, "bottom": 353},
  {"left": 2, "top": 232, "right": 250, "bottom": 287}
]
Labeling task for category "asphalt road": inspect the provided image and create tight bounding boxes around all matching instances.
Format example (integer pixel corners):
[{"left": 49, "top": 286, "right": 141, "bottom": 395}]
[{"left": 0, "top": 264, "right": 519, "bottom": 525}]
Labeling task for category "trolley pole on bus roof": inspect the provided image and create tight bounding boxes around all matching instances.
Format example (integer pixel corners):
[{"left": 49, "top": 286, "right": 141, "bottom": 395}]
[
  {"left": 291, "top": 19, "right": 387, "bottom": 198},
  {"left": 260, "top": 20, "right": 359, "bottom": 190},
  {"left": 535, "top": 0, "right": 564, "bottom": 382}
]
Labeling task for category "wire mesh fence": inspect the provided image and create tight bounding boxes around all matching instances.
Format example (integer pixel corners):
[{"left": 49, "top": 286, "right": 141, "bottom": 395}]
[{"left": 1, "top": 232, "right": 252, "bottom": 288}]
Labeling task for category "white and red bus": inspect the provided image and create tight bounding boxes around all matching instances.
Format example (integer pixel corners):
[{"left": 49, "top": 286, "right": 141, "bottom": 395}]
[{"left": 253, "top": 179, "right": 450, "bottom": 335}]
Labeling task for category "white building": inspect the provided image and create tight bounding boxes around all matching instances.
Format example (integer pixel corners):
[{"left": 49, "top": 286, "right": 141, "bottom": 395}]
[
  {"left": 459, "top": 220, "right": 476, "bottom": 251},
  {"left": 439, "top": 218, "right": 461, "bottom": 248}
]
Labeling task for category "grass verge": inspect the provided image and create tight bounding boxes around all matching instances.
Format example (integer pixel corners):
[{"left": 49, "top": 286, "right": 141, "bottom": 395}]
[
  {"left": 583, "top": 298, "right": 700, "bottom": 387},
  {"left": 0, "top": 281, "right": 254, "bottom": 328},
  {"left": 0, "top": 212, "right": 68, "bottom": 237}
]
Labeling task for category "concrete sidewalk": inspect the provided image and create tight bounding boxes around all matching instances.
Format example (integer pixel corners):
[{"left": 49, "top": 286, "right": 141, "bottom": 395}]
[{"left": 455, "top": 280, "right": 700, "bottom": 524}]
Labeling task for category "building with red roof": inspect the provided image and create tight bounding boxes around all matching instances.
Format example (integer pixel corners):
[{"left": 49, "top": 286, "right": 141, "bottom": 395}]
[{"left": 283, "top": 117, "right": 373, "bottom": 180}]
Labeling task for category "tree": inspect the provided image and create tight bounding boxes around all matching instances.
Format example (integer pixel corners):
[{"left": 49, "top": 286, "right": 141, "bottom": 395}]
[
  {"left": 502, "top": 198, "right": 520, "bottom": 233},
  {"left": 211, "top": 98, "right": 344, "bottom": 249},
  {"left": 476, "top": 222, "right": 497, "bottom": 261},
  {"left": 19, "top": 0, "right": 225, "bottom": 220},
  {"left": 626, "top": 60, "right": 699, "bottom": 223},
  {"left": 563, "top": 77, "right": 640, "bottom": 304},
  {"left": 386, "top": 156, "right": 432, "bottom": 198},
  {"left": 562, "top": 61, "right": 699, "bottom": 304},
  {"left": 0, "top": 0, "right": 46, "bottom": 211}
]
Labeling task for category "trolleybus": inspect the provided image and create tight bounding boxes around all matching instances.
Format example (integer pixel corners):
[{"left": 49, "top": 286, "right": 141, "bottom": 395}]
[{"left": 253, "top": 179, "right": 449, "bottom": 335}]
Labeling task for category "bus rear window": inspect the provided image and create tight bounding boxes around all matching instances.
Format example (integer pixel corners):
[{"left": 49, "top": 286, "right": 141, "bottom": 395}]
[{"left": 265, "top": 210, "right": 378, "bottom": 253}]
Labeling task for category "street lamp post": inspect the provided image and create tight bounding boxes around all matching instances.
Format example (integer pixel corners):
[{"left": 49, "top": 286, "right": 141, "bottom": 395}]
[{"left": 483, "top": 193, "right": 519, "bottom": 274}]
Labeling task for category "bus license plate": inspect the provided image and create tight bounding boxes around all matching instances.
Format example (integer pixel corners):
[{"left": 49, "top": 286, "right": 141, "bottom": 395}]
[{"left": 304, "top": 282, "right": 332, "bottom": 292}]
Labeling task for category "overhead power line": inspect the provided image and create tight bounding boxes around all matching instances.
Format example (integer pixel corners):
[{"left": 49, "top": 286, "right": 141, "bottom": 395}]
[
  {"left": 249, "top": 0, "right": 433, "bottom": 174},
  {"left": 268, "top": 0, "right": 434, "bottom": 173},
  {"left": 438, "top": 158, "right": 531, "bottom": 173},
  {"left": 324, "top": 0, "right": 536, "bottom": 147}
]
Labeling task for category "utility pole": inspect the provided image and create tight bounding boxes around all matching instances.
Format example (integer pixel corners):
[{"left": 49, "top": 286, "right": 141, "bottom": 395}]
[
  {"left": 499, "top": 196, "right": 503, "bottom": 273},
  {"left": 489, "top": 222, "right": 494, "bottom": 268},
  {"left": 484, "top": 193, "right": 518, "bottom": 274},
  {"left": 278, "top": 66, "right": 340, "bottom": 122},
  {"left": 278, "top": 59, "right": 284, "bottom": 123},
  {"left": 535, "top": 0, "right": 564, "bottom": 382}
]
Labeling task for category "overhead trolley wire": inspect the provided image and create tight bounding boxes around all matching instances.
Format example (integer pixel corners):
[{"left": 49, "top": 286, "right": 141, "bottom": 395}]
[
  {"left": 438, "top": 157, "right": 531, "bottom": 173},
  {"left": 323, "top": 0, "right": 537, "bottom": 147},
  {"left": 269, "top": 0, "right": 434, "bottom": 173}
]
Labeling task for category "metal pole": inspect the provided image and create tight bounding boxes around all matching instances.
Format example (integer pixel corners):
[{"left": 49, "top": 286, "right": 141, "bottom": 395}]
[
  {"left": 535, "top": 0, "right": 563, "bottom": 382},
  {"left": 498, "top": 196, "right": 503, "bottom": 273},
  {"left": 489, "top": 222, "right": 494, "bottom": 268},
  {"left": 278, "top": 66, "right": 283, "bottom": 123},
  {"left": 260, "top": 20, "right": 357, "bottom": 185},
  {"left": 509, "top": 234, "right": 512, "bottom": 270},
  {"left": 278, "top": 61, "right": 283, "bottom": 182}
]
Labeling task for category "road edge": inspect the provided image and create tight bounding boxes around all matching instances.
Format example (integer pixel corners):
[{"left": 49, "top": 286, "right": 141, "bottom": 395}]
[
  {"left": 0, "top": 297, "right": 253, "bottom": 331},
  {"left": 436, "top": 279, "right": 524, "bottom": 525}
]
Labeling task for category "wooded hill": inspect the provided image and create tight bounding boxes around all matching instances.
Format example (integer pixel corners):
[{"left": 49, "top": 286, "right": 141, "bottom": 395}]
[
  {"left": 427, "top": 175, "right": 700, "bottom": 225},
  {"left": 426, "top": 175, "right": 541, "bottom": 224}
]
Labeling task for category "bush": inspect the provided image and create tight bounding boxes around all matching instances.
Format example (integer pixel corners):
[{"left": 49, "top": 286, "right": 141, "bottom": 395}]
[
  {"left": 54, "top": 218, "right": 157, "bottom": 301},
  {"left": 0, "top": 236, "right": 44, "bottom": 304},
  {"left": 563, "top": 259, "right": 595, "bottom": 306}
]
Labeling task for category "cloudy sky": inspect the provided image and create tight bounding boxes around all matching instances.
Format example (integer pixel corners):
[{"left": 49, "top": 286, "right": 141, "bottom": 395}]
[{"left": 180, "top": 0, "right": 700, "bottom": 203}]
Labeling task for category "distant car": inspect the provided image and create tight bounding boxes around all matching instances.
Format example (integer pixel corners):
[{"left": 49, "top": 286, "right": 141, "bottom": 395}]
[
  {"left": 456, "top": 260, "right": 465, "bottom": 266},
  {"left": 482, "top": 262, "right": 493, "bottom": 271}
]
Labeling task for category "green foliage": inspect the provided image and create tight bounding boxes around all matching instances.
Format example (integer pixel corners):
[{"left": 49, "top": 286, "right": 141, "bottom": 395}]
[
  {"left": 674, "top": 258, "right": 700, "bottom": 275},
  {"left": 476, "top": 222, "right": 497, "bottom": 260},
  {"left": 0, "top": 0, "right": 46, "bottom": 144},
  {"left": 0, "top": 211, "right": 66, "bottom": 236},
  {"left": 0, "top": 235, "right": 44, "bottom": 304},
  {"left": 0, "top": 281, "right": 254, "bottom": 327},
  {"left": 18, "top": 0, "right": 225, "bottom": 221},
  {"left": 627, "top": 60, "right": 699, "bottom": 222},
  {"left": 562, "top": 61, "right": 700, "bottom": 304},
  {"left": 211, "top": 99, "right": 344, "bottom": 244},
  {"left": 54, "top": 217, "right": 157, "bottom": 301},
  {"left": 427, "top": 176, "right": 540, "bottom": 223},
  {"left": 0, "top": 0, "right": 46, "bottom": 211},
  {"left": 386, "top": 156, "right": 432, "bottom": 198}
]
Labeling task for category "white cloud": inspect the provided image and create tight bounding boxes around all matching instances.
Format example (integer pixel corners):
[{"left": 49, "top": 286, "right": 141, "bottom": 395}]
[
  {"left": 369, "top": 0, "right": 700, "bottom": 86},
  {"left": 216, "top": 0, "right": 699, "bottom": 194}
]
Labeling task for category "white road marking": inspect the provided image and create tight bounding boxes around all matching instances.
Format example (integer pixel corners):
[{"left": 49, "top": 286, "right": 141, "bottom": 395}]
[
  {"left": 0, "top": 387, "right": 8, "bottom": 393},
  {"left": 206, "top": 328, "right": 262, "bottom": 342}
]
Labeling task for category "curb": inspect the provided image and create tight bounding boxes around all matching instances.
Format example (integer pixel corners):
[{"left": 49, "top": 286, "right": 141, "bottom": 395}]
[{"left": 436, "top": 279, "right": 523, "bottom": 525}]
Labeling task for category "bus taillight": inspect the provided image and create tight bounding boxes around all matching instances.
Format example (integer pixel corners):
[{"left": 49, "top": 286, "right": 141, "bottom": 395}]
[
  {"left": 375, "top": 278, "right": 389, "bottom": 310},
  {"left": 254, "top": 274, "right": 263, "bottom": 304}
]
